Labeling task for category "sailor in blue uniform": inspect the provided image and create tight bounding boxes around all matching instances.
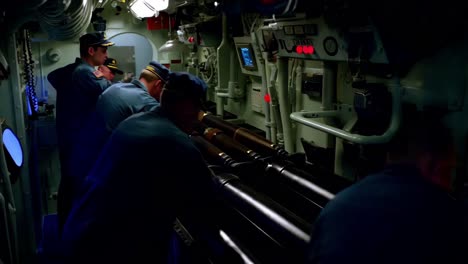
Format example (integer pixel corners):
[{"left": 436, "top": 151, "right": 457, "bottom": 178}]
[
  {"left": 48, "top": 59, "right": 81, "bottom": 149},
  {"left": 67, "top": 61, "right": 170, "bottom": 205},
  {"left": 62, "top": 72, "right": 214, "bottom": 263},
  {"left": 48, "top": 31, "right": 114, "bottom": 230},
  {"left": 96, "top": 61, "right": 169, "bottom": 131},
  {"left": 306, "top": 108, "right": 466, "bottom": 264},
  {"left": 69, "top": 32, "right": 114, "bottom": 127},
  {"left": 98, "top": 57, "right": 124, "bottom": 83}
]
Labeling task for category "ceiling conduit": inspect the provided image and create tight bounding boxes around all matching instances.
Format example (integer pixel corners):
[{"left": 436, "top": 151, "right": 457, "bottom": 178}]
[{"left": 37, "top": 0, "right": 94, "bottom": 40}]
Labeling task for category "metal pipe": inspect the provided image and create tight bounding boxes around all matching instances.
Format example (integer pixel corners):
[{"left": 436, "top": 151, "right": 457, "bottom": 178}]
[
  {"left": 253, "top": 32, "right": 272, "bottom": 140},
  {"left": 289, "top": 59, "right": 297, "bottom": 113},
  {"left": 214, "top": 173, "right": 311, "bottom": 249},
  {"left": 219, "top": 230, "right": 256, "bottom": 264},
  {"left": 211, "top": 131, "right": 262, "bottom": 161},
  {"left": 268, "top": 63, "right": 282, "bottom": 145},
  {"left": 216, "top": 199, "right": 305, "bottom": 263},
  {"left": 227, "top": 47, "right": 241, "bottom": 99},
  {"left": 191, "top": 122, "right": 336, "bottom": 220},
  {"left": 265, "top": 160, "right": 336, "bottom": 207},
  {"left": 302, "top": 111, "right": 340, "bottom": 118},
  {"left": 290, "top": 77, "right": 402, "bottom": 144},
  {"left": 277, "top": 57, "right": 295, "bottom": 153},
  {"left": 191, "top": 132, "right": 324, "bottom": 222},
  {"left": 199, "top": 111, "right": 288, "bottom": 157},
  {"left": 199, "top": 111, "right": 237, "bottom": 135},
  {"left": 216, "top": 13, "right": 230, "bottom": 117},
  {"left": 263, "top": 57, "right": 276, "bottom": 143},
  {"left": 190, "top": 135, "right": 237, "bottom": 167},
  {"left": 294, "top": 60, "right": 303, "bottom": 112},
  {"left": 280, "top": 168, "right": 335, "bottom": 201},
  {"left": 195, "top": 122, "right": 262, "bottom": 161},
  {"left": 322, "top": 62, "right": 337, "bottom": 148},
  {"left": 321, "top": 62, "right": 337, "bottom": 111},
  {"left": 192, "top": 135, "right": 339, "bottom": 212}
]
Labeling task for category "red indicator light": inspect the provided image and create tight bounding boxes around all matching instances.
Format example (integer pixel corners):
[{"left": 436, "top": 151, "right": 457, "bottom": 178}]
[
  {"left": 264, "top": 93, "right": 271, "bottom": 103},
  {"left": 295, "top": 45, "right": 303, "bottom": 54},
  {"left": 188, "top": 36, "right": 194, "bottom": 43},
  {"left": 304, "top": 45, "right": 314, "bottom": 54},
  {"left": 296, "top": 45, "right": 315, "bottom": 55}
]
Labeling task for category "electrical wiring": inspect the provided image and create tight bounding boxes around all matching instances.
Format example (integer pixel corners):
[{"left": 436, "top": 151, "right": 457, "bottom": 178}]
[{"left": 22, "top": 29, "right": 39, "bottom": 118}]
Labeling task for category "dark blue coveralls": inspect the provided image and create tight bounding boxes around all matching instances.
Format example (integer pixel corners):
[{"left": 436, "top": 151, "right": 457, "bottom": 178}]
[
  {"left": 48, "top": 58, "right": 111, "bottom": 229},
  {"left": 47, "top": 58, "right": 81, "bottom": 153},
  {"left": 68, "top": 79, "right": 159, "bottom": 204},
  {"left": 61, "top": 107, "right": 215, "bottom": 263},
  {"left": 306, "top": 164, "right": 466, "bottom": 264}
]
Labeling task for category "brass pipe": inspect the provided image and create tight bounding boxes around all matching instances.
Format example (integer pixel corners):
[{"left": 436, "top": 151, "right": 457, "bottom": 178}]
[
  {"left": 194, "top": 121, "right": 262, "bottom": 161},
  {"left": 199, "top": 111, "right": 288, "bottom": 157}
]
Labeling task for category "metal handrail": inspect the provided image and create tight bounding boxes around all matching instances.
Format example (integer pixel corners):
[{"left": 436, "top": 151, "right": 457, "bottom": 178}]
[{"left": 290, "top": 77, "right": 402, "bottom": 145}]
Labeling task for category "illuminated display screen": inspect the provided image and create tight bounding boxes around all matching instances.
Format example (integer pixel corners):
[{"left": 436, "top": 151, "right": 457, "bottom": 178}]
[
  {"left": 237, "top": 44, "right": 257, "bottom": 71},
  {"left": 240, "top": 47, "right": 254, "bottom": 67}
]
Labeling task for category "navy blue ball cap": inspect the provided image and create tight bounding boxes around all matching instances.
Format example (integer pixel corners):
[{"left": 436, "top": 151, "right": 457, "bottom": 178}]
[
  {"left": 165, "top": 72, "right": 208, "bottom": 103},
  {"left": 79, "top": 32, "right": 114, "bottom": 47},
  {"left": 145, "top": 61, "right": 170, "bottom": 83}
]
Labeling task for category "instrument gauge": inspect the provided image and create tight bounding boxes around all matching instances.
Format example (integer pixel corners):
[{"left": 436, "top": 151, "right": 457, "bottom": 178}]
[{"left": 323, "top": 37, "right": 338, "bottom": 56}]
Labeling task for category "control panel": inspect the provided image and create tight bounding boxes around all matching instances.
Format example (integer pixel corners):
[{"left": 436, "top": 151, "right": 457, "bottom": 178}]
[{"left": 261, "top": 17, "right": 389, "bottom": 64}]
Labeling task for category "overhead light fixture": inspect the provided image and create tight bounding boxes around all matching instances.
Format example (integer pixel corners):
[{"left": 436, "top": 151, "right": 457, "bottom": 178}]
[
  {"left": 158, "top": 38, "right": 190, "bottom": 72},
  {"left": 129, "top": 0, "right": 169, "bottom": 19},
  {"left": 159, "top": 39, "right": 188, "bottom": 53}
]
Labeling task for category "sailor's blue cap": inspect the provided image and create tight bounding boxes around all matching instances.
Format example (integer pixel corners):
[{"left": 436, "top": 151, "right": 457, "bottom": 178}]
[
  {"left": 145, "top": 61, "right": 170, "bottom": 83},
  {"left": 165, "top": 72, "right": 208, "bottom": 103},
  {"left": 79, "top": 32, "right": 114, "bottom": 47}
]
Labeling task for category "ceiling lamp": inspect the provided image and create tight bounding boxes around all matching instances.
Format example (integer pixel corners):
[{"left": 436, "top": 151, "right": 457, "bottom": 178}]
[
  {"left": 159, "top": 39, "right": 187, "bottom": 54},
  {"left": 129, "top": 0, "right": 169, "bottom": 19}
]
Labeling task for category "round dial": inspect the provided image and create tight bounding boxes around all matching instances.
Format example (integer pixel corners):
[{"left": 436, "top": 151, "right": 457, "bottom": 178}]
[{"left": 323, "top": 37, "right": 338, "bottom": 56}]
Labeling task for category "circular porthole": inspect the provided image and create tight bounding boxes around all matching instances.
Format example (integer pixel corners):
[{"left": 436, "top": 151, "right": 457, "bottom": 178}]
[{"left": 2, "top": 124, "right": 23, "bottom": 184}]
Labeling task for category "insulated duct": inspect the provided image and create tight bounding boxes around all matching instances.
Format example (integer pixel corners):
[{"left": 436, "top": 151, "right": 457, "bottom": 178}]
[{"left": 37, "top": 0, "right": 94, "bottom": 40}]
